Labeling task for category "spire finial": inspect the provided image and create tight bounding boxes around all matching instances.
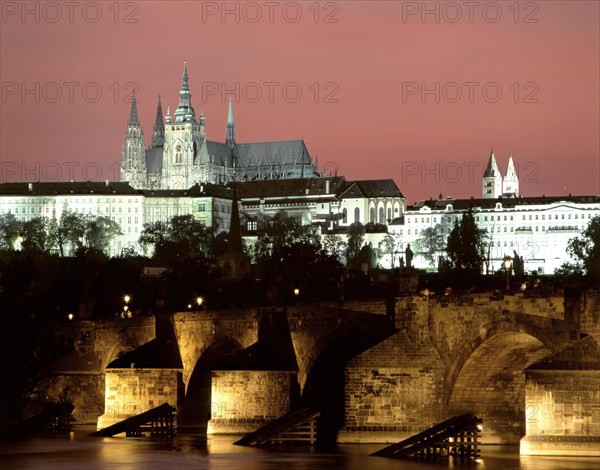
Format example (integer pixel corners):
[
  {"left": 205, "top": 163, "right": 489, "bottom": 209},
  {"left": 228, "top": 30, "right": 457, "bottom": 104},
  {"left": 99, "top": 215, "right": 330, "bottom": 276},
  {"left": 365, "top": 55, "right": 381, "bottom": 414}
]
[
  {"left": 226, "top": 97, "right": 236, "bottom": 150},
  {"left": 128, "top": 90, "right": 139, "bottom": 126}
]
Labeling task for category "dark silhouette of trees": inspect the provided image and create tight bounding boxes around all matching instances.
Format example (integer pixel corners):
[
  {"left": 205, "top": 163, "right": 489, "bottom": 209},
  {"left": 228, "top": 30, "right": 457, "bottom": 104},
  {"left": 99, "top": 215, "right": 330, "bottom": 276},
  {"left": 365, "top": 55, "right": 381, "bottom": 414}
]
[
  {"left": 250, "top": 213, "right": 342, "bottom": 302},
  {"left": 556, "top": 216, "right": 600, "bottom": 283},
  {"left": 0, "top": 213, "right": 21, "bottom": 250},
  {"left": 139, "top": 215, "right": 210, "bottom": 261},
  {"left": 414, "top": 224, "right": 446, "bottom": 267},
  {"left": 345, "top": 222, "right": 365, "bottom": 267},
  {"left": 21, "top": 217, "right": 51, "bottom": 253},
  {"left": 440, "top": 208, "right": 487, "bottom": 286}
]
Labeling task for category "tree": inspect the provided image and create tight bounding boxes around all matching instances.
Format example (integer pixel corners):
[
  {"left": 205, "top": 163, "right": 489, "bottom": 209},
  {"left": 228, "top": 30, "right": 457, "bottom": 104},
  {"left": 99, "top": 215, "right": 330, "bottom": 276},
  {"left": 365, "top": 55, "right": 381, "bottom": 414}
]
[
  {"left": 60, "top": 211, "right": 88, "bottom": 255},
  {"left": 0, "top": 213, "right": 22, "bottom": 250},
  {"left": 168, "top": 214, "right": 211, "bottom": 257},
  {"left": 20, "top": 217, "right": 51, "bottom": 253},
  {"left": 556, "top": 216, "right": 600, "bottom": 282},
  {"left": 139, "top": 221, "right": 169, "bottom": 255},
  {"left": 413, "top": 224, "right": 447, "bottom": 267},
  {"left": 441, "top": 208, "right": 487, "bottom": 285},
  {"left": 139, "top": 215, "right": 210, "bottom": 260},
  {"left": 346, "top": 222, "right": 365, "bottom": 266},
  {"left": 378, "top": 232, "right": 403, "bottom": 269},
  {"left": 322, "top": 234, "right": 347, "bottom": 263},
  {"left": 85, "top": 216, "right": 122, "bottom": 253}
]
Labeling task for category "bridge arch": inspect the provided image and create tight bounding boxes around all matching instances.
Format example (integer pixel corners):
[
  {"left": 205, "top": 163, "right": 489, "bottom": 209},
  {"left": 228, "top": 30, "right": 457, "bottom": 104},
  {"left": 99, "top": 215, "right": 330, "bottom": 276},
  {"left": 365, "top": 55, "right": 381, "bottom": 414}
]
[
  {"left": 445, "top": 319, "right": 559, "bottom": 443},
  {"left": 178, "top": 335, "right": 243, "bottom": 430}
]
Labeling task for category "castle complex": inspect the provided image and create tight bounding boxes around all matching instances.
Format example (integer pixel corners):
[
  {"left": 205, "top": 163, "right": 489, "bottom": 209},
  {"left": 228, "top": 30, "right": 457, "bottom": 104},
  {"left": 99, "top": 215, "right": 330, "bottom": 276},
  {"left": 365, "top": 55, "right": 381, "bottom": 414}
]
[{"left": 0, "top": 65, "right": 598, "bottom": 274}]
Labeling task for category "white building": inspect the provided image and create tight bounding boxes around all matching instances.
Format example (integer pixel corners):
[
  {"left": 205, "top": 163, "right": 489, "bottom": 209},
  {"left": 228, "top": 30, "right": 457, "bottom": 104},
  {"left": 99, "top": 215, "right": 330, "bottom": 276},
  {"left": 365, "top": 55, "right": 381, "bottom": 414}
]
[{"left": 0, "top": 181, "right": 232, "bottom": 256}]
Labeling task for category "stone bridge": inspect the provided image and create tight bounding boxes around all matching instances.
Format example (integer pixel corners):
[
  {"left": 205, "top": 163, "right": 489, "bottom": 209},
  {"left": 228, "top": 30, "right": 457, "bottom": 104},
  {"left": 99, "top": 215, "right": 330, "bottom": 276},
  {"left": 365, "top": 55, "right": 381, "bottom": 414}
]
[{"left": 42, "top": 289, "right": 600, "bottom": 455}]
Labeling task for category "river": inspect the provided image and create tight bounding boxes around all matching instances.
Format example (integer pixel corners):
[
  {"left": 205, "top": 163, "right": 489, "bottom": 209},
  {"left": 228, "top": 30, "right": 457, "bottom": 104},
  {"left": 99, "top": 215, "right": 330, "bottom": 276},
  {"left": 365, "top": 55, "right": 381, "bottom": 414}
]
[{"left": 0, "top": 427, "right": 598, "bottom": 470}]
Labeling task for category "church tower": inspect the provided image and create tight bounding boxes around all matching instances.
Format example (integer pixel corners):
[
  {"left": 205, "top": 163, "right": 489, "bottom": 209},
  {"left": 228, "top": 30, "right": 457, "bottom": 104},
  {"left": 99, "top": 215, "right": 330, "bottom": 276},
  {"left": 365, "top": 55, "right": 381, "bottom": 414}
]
[
  {"left": 161, "top": 62, "right": 205, "bottom": 189},
  {"left": 121, "top": 91, "right": 147, "bottom": 189},
  {"left": 482, "top": 149, "right": 502, "bottom": 199},
  {"left": 502, "top": 154, "right": 519, "bottom": 198}
]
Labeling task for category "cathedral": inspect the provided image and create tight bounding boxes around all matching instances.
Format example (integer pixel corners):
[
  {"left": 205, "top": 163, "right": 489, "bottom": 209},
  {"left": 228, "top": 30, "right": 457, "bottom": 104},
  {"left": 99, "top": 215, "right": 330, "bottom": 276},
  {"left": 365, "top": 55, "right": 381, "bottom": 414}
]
[{"left": 120, "top": 63, "right": 318, "bottom": 190}]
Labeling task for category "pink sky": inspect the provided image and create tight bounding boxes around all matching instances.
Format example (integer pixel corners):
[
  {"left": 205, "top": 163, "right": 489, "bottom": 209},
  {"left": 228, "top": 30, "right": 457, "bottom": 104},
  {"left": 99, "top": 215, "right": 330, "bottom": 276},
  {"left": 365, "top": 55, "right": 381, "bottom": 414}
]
[{"left": 1, "top": 1, "right": 598, "bottom": 203}]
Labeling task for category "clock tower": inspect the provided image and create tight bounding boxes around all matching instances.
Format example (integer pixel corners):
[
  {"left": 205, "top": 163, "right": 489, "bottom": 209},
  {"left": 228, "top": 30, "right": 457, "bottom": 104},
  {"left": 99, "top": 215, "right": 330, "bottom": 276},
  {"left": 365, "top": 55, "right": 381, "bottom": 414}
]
[{"left": 161, "top": 62, "right": 205, "bottom": 189}]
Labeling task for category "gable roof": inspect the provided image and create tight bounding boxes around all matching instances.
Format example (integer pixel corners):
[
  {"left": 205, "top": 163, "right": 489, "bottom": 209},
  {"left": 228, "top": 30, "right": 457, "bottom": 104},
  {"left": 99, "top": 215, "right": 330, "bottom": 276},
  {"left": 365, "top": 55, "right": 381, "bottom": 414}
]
[{"left": 339, "top": 179, "right": 404, "bottom": 199}]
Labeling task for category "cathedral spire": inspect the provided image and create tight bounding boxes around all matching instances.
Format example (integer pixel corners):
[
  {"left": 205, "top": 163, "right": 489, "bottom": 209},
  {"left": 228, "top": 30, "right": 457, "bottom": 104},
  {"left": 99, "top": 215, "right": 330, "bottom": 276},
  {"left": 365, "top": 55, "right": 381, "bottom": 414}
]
[
  {"left": 151, "top": 94, "right": 165, "bottom": 147},
  {"left": 226, "top": 96, "right": 236, "bottom": 150},
  {"left": 128, "top": 91, "right": 140, "bottom": 126},
  {"left": 174, "top": 60, "right": 196, "bottom": 123}
]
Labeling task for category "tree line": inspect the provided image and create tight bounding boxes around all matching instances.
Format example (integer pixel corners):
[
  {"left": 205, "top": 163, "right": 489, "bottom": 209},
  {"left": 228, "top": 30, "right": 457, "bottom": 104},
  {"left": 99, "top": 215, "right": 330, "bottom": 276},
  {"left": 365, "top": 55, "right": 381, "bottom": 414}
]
[{"left": 0, "top": 212, "right": 121, "bottom": 256}]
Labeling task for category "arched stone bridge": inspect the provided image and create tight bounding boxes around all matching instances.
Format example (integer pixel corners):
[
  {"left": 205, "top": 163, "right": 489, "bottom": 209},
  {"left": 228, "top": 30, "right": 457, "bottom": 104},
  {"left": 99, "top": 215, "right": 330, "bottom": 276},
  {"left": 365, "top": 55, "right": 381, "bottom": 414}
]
[{"left": 45, "top": 289, "right": 599, "bottom": 452}]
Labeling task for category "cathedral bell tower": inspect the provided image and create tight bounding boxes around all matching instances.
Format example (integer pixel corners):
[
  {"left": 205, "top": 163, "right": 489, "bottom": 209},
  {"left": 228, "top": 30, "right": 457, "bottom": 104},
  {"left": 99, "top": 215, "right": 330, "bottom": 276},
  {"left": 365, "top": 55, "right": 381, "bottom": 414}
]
[
  {"left": 161, "top": 61, "right": 205, "bottom": 190},
  {"left": 121, "top": 91, "right": 147, "bottom": 189}
]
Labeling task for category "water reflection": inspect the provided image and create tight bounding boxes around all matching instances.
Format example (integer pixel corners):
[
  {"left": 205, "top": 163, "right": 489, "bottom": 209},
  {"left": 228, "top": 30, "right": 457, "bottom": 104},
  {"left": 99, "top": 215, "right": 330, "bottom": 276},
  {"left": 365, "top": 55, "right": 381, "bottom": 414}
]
[{"left": 0, "top": 428, "right": 597, "bottom": 470}]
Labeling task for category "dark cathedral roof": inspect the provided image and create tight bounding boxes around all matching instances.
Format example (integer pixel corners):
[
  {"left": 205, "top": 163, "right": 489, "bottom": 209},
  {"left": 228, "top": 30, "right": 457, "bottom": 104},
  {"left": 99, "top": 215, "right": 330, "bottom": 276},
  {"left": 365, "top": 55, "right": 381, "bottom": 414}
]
[
  {"left": 204, "top": 139, "right": 315, "bottom": 172},
  {"left": 235, "top": 140, "right": 312, "bottom": 167}
]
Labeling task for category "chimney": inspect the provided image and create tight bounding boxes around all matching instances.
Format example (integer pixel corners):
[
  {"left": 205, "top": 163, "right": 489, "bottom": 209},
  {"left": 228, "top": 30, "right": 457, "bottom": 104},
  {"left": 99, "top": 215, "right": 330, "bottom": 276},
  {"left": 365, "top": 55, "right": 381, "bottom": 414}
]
[
  {"left": 105, "top": 180, "right": 109, "bottom": 187},
  {"left": 28, "top": 183, "right": 33, "bottom": 192},
  {"left": 325, "top": 180, "right": 330, "bottom": 194}
]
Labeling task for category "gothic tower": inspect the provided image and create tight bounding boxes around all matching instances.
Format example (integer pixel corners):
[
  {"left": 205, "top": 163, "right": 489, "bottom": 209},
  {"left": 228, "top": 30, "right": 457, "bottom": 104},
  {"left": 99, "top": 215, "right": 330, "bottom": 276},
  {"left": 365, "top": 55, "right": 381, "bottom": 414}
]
[
  {"left": 502, "top": 154, "right": 519, "bottom": 198},
  {"left": 162, "top": 62, "right": 205, "bottom": 189},
  {"left": 482, "top": 149, "right": 502, "bottom": 199},
  {"left": 121, "top": 91, "right": 147, "bottom": 189}
]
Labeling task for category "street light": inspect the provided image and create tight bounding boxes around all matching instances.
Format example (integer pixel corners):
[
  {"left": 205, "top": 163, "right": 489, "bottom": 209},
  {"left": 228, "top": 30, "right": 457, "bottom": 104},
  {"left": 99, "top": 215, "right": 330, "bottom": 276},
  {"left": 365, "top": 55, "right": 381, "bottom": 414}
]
[
  {"left": 196, "top": 296, "right": 204, "bottom": 307},
  {"left": 124, "top": 294, "right": 131, "bottom": 304},
  {"left": 503, "top": 257, "right": 512, "bottom": 291}
]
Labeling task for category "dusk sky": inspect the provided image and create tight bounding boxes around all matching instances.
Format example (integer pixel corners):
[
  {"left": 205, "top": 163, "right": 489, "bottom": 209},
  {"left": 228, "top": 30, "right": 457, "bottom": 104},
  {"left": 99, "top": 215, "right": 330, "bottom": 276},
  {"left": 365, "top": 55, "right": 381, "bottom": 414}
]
[{"left": 1, "top": 1, "right": 598, "bottom": 203}]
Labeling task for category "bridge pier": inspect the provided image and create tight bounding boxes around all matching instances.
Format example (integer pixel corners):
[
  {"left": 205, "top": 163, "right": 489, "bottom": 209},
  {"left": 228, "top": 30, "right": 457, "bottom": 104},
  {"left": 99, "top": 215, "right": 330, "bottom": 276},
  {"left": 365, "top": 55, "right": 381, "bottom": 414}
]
[{"left": 521, "top": 336, "right": 600, "bottom": 456}]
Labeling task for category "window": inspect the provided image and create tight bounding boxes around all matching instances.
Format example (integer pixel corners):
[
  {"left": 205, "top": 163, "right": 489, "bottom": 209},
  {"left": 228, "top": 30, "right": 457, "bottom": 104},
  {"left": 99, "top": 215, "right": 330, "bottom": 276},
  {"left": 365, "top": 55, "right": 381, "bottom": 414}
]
[
  {"left": 247, "top": 221, "right": 257, "bottom": 231},
  {"left": 342, "top": 208, "right": 347, "bottom": 223},
  {"left": 354, "top": 207, "right": 360, "bottom": 223},
  {"left": 370, "top": 207, "right": 375, "bottom": 223},
  {"left": 379, "top": 207, "right": 385, "bottom": 224}
]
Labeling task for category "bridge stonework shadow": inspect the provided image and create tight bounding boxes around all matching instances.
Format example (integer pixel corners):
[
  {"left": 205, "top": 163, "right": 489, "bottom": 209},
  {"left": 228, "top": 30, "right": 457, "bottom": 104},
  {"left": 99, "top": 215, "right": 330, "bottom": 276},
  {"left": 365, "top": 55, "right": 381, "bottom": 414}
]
[{"left": 42, "top": 290, "right": 599, "bottom": 454}]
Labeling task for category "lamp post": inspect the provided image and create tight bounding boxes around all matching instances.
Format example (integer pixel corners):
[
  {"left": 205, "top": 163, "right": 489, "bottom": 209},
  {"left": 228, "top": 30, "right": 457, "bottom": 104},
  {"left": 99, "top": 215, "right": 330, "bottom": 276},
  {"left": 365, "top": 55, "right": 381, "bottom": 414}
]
[
  {"left": 123, "top": 294, "right": 131, "bottom": 318},
  {"left": 503, "top": 257, "right": 512, "bottom": 291}
]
